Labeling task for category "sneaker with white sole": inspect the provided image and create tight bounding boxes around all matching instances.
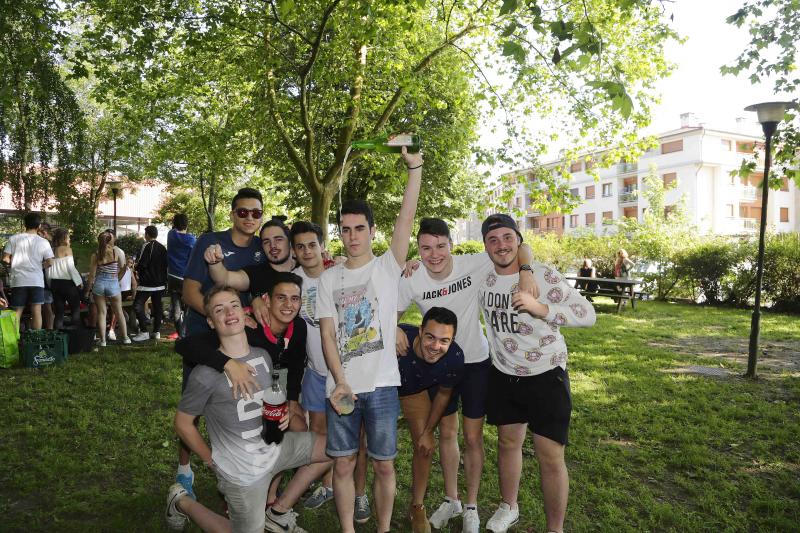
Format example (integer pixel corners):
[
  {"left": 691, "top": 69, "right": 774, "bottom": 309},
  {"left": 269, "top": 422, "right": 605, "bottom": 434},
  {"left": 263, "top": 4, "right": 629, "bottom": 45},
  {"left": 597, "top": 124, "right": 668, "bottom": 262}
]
[
  {"left": 429, "top": 498, "right": 462, "bottom": 529},
  {"left": 461, "top": 507, "right": 479, "bottom": 533},
  {"left": 131, "top": 331, "right": 151, "bottom": 342},
  {"left": 122, "top": 336, "right": 132, "bottom": 345},
  {"left": 354, "top": 493, "right": 371, "bottom": 524},
  {"left": 98, "top": 340, "right": 106, "bottom": 348},
  {"left": 154, "top": 332, "right": 161, "bottom": 340},
  {"left": 486, "top": 503, "right": 519, "bottom": 532},
  {"left": 303, "top": 485, "right": 334, "bottom": 509},
  {"left": 265, "top": 507, "right": 307, "bottom": 533},
  {"left": 165, "top": 483, "right": 190, "bottom": 530},
  {"left": 107, "top": 329, "right": 116, "bottom": 341},
  {"left": 175, "top": 471, "right": 195, "bottom": 500}
]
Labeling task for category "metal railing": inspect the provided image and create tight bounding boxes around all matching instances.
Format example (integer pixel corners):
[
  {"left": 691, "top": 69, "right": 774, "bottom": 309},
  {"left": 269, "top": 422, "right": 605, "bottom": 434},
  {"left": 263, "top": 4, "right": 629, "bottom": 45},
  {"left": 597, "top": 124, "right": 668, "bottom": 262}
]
[{"left": 617, "top": 162, "right": 638, "bottom": 174}]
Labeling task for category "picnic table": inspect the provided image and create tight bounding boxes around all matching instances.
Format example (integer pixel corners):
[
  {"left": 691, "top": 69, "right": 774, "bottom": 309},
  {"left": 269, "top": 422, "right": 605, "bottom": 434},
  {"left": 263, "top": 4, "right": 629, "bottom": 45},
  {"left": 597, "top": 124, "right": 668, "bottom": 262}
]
[{"left": 566, "top": 276, "right": 643, "bottom": 313}]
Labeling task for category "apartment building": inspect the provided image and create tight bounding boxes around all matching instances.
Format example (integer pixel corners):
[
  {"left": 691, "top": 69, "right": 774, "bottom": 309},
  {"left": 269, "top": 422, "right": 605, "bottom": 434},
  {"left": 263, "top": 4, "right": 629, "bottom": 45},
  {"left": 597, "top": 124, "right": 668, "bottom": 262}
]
[{"left": 461, "top": 116, "right": 799, "bottom": 242}]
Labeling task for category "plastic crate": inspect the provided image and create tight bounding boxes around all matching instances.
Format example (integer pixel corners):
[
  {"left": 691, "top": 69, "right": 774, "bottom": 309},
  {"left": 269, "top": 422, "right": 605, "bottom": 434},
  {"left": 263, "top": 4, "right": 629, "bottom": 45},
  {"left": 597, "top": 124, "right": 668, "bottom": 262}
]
[{"left": 22, "top": 330, "right": 68, "bottom": 369}]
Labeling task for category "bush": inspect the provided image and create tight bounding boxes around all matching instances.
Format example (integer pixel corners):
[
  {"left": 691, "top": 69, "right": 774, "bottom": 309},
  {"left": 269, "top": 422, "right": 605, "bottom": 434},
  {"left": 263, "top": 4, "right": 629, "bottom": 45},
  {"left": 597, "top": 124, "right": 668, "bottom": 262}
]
[
  {"left": 762, "top": 233, "right": 800, "bottom": 312},
  {"left": 115, "top": 233, "right": 145, "bottom": 260},
  {"left": 453, "top": 240, "right": 483, "bottom": 256},
  {"left": 675, "top": 240, "right": 739, "bottom": 304}
]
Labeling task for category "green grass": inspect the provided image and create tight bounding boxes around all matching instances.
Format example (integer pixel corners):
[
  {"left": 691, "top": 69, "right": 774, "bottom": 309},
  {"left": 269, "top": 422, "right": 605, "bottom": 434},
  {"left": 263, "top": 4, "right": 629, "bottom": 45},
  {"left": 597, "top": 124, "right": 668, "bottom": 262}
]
[{"left": 1, "top": 300, "right": 798, "bottom": 532}]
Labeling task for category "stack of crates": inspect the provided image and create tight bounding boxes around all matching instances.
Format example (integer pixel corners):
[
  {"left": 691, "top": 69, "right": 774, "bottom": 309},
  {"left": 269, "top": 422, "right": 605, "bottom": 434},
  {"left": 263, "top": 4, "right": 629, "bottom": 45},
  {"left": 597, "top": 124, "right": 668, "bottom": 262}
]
[{"left": 22, "top": 329, "right": 69, "bottom": 369}]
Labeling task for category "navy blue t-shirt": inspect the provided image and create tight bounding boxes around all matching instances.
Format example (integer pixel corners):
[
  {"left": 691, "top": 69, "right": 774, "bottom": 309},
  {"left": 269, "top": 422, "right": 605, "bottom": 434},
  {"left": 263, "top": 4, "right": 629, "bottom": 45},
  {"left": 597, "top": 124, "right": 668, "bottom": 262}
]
[
  {"left": 183, "top": 230, "right": 265, "bottom": 335},
  {"left": 397, "top": 323, "right": 465, "bottom": 397}
]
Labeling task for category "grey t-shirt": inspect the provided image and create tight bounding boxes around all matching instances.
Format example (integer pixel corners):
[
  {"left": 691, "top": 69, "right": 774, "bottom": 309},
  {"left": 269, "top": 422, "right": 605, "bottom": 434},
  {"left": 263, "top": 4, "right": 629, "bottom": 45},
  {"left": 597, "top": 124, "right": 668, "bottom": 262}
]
[{"left": 178, "top": 347, "right": 280, "bottom": 485}]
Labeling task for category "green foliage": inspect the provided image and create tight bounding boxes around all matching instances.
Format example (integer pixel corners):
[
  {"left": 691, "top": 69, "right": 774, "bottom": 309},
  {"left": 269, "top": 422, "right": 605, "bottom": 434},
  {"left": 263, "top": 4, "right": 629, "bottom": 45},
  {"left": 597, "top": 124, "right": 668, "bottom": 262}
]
[
  {"left": 675, "top": 240, "right": 740, "bottom": 304},
  {"left": 761, "top": 232, "right": 800, "bottom": 312},
  {"left": 723, "top": 0, "right": 799, "bottom": 186},
  {"left": 115, "top": 233, "right": 144, "bottom": 260},
  {"left": 452, "top": 240, "right": 484, "bottom": 256},
  {"left": 326, "top": 236, "right": 389, "bottom": 258}
]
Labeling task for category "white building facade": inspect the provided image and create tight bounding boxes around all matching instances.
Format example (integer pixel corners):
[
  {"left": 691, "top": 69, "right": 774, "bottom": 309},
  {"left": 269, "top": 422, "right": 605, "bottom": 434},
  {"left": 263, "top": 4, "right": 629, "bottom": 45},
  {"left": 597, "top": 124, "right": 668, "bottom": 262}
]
[{"left": 473, "top": 124, "right": 798, "bottom": 241}]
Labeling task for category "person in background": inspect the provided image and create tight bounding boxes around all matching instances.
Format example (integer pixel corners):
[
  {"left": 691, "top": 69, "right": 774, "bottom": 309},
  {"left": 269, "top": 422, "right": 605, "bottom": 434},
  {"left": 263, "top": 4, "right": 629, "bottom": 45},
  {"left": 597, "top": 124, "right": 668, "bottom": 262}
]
[
  {"left": 37, "top": 222, "right": 55, "bottom": 329},
  {"left": 87, "top": 231, "right": 130, "bottom": 346},
  {"left": 48, "top": 228, "right": 84, "bottom": 331},
  {"left": 167, "top": 213, "right": 196, "bottom": 339},
  {"left": 2, "top": 213, "right": 54, "bottom": 331},
  {"left": 613, "top": 249, "right": 634, "bottom": 279},
  {"left": 576, "top": 258, "right": 598, "bottom": 301},
  {"left": 132, "top": 226, "right": 168, "bottom": 342}
]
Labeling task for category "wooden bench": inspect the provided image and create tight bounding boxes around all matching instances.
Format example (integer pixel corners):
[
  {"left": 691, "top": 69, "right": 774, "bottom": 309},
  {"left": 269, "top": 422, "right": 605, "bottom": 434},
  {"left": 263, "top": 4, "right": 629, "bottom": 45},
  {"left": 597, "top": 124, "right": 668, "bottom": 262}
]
[{"left": 566, "top": 276, "right": 643, "bottom": 313}]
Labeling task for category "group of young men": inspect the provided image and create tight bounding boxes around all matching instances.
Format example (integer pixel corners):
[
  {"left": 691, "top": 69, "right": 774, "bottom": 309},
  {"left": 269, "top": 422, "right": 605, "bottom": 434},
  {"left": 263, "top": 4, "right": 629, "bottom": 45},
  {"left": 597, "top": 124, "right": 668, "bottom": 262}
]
[{"left": 166, "top": 147, "right": 596, "bottom": 533}]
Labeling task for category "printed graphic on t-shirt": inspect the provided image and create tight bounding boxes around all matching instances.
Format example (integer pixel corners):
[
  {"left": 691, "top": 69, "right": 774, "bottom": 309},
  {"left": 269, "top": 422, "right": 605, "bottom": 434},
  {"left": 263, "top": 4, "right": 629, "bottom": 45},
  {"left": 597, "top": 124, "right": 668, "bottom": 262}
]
[
  {"left": 334, "top": 281, "right": 384, "bottom": 364},
  {"left": 300, "top": 285, "right": 318, "bottom": 328},
  {"left": 420, "top": 275, "right": 473, "bottom": 300}
]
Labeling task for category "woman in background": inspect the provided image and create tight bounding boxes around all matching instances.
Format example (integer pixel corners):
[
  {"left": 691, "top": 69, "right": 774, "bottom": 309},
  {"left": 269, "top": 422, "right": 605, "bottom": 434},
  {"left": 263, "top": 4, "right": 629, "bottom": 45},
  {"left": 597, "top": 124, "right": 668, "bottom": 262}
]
[
  {"left": 87, "top": 232, "right": 130, "bottom": 347},
  {"left": 48, "top": 228, "right": 84, "bottom": 331}
]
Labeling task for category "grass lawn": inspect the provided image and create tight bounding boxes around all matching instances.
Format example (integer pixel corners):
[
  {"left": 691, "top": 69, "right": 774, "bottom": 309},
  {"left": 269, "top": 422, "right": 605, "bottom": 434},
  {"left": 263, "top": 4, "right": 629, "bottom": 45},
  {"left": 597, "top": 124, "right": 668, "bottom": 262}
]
[{"left": 1, "top": 300, "right": 798, "bottom": 532}]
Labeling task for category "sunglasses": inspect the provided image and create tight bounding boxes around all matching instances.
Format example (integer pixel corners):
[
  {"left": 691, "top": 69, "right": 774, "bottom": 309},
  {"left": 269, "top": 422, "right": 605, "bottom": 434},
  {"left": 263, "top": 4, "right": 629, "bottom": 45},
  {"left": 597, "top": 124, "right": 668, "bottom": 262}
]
[{"left": 234, "top": 208, "right": 263, "bottom": 219}]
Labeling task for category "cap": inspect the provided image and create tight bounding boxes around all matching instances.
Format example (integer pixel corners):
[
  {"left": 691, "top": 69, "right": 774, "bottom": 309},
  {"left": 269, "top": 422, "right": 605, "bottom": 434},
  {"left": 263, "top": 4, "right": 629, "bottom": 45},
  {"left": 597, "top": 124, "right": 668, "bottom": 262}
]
[{"left": 481, "top": 214, "right": 523, "bottom": 242}]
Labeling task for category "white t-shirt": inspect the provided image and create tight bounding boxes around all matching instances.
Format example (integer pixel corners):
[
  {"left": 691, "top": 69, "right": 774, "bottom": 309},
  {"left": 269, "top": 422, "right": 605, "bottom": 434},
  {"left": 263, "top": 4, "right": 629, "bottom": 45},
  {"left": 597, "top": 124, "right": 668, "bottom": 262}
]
[
  {"left": 295, "top": 268, "right": 326, "bottom": 376},
  {"left": 3, "top": 233, "right": 54, "bottom": 288},
  {"left": 478, "top": 262, "right": 596, "bottom": 377},
  {"left": 398, "top": 252, "right": 494, "bottom": 364},
  {"left": 316, "top": 253, "right": 402, "bottom": 396}
]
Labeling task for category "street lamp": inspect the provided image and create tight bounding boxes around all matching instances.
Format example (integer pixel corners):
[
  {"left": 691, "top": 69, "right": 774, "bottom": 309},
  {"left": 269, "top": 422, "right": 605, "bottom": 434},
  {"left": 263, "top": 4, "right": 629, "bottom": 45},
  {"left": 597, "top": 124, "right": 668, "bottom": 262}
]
[
  {"left": 107, "top": 179, "right": 123, "bottom": 232},
  {"left": 743, "top": 101, "right": 798, "bottom": 378}
]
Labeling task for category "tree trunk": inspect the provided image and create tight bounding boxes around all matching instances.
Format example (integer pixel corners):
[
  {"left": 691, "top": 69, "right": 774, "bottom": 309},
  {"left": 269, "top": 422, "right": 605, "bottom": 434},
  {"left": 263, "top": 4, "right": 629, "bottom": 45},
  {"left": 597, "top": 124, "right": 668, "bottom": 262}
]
[{"left": 311, "top": 183, "right": 338, "bottom": 245}]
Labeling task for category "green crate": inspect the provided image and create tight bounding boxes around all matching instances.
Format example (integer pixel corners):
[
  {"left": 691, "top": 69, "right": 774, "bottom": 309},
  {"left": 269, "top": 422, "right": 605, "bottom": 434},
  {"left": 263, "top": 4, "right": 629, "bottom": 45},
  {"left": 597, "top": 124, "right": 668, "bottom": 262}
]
[{"left": 22, "top": 330, "right": 68, "bottom": 369}]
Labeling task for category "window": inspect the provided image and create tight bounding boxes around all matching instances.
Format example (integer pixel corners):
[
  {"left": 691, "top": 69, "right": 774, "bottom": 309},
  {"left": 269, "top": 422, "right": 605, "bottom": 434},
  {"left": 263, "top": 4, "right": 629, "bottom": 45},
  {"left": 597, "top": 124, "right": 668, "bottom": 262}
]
[
  {"left": 585, "top": 159, "right": 595, "bottom": 170},
  {"left": 569, "top": 188, "right": 580, "bottom": 199},
  {"left": 736, "top": 141, "right": 755, "bottom": 153},
  {"left": 664, "top": 205, "right": 675, "bottom": 217},
  {"left": 570, "top": 214, "right": 579, "bottom": 228},
  {"left": 661, "top": 139, "right": 684, "bottom": 154},
  {"left": 721, "top": 139, "right": 732, "bottom": 151},
  {"left": 663, "top": 172, "right": 677, "bottom": 187},
  {"left": 781, "top": 177, "right": 789, "bottom": 191},
  {"left": 585, "top": 212, "right": 595, "bottom": 225},
  {"left": 726, "top": 204, "right": 734, "bottom": 217},
  {"left": 514, "top": 196, "right": 521, "bottom": 208},
  {"left": 780, "top": 207, "right": 789, "bottom": 223},
  {"left": 623, "top": 207, "right": 637, "bottom": 219},
  {"left": 585, "top": 185, "right": 595, "bottom": 199},
  {"left": 531, "top": 217, "right": 540, "bottom": 229},
  {"left": 546, "top": 217, "right": 556, "bottom": 229},
  {"left": 570, "top": 161, "right": 583, "bottom": 173},
  {"left": 602, "top": 183, "right": 613, "bottom": 197}
]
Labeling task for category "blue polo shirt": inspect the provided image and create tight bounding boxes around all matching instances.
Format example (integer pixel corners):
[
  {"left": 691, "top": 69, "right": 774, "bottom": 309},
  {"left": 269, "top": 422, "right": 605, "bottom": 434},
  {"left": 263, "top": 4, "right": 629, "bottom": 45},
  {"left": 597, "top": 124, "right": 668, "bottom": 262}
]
[
  {"left": 183, "top": 229, "right": 265, "bottom": 335},
  {"left": 397, "top": 323, "right": 465, "bottom": 397}
]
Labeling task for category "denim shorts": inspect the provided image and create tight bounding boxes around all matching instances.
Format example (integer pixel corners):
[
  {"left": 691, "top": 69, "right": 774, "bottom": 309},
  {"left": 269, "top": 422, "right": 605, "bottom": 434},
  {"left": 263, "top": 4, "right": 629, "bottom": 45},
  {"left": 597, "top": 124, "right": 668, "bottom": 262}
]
[
  {"left": 300, "top": 367, "right": 327, "bottom": 413},
  {"left": 9, "top": 286, "right": 45, "bottom": 308},
  {"left": 326, "top": 386, "right": 400, "bottom": 460},
  {"left": 92, "top": 276, "right": 121, "bottom": 297}
]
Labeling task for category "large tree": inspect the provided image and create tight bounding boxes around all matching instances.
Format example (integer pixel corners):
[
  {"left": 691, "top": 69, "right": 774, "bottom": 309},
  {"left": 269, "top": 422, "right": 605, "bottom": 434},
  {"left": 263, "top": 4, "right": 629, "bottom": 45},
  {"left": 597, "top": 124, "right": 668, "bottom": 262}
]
[{"left": 76, "top": 0, "right": 676, "bottom": 232}]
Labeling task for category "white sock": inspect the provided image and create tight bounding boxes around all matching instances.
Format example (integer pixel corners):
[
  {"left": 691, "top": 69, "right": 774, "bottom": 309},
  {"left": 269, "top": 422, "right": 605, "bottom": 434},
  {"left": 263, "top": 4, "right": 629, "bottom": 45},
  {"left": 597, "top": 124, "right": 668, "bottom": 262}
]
[{"left": 177, "top": 463, "right": 192, "bottom": 477}]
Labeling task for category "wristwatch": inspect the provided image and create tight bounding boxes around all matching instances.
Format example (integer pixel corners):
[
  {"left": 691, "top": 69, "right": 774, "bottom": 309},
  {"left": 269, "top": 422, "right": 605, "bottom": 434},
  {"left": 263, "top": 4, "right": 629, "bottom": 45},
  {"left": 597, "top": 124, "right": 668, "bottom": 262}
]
[{"left": 520, "top": 264, "right": 533, "bottom": 272}]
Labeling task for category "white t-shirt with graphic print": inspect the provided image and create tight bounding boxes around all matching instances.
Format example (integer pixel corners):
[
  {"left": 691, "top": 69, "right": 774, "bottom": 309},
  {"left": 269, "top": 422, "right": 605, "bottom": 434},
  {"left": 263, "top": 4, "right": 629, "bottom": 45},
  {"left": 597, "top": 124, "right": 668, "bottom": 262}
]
[
  {"left": 398, "top": 252, "right": 494, "bottom": 364},
  {"left": 317, "top": 253, "right": 402, "bottom": 396},
  {"left": 478, "top": 262, "right": 596, "bottom": 377}
]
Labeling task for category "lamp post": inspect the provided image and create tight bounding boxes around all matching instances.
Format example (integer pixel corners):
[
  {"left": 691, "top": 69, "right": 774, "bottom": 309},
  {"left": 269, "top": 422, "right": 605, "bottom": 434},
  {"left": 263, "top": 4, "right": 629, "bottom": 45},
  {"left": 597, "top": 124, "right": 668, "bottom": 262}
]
[
  {"left": 107, "top": 179, "right": 123, "bottom": 232},
  {"left": 743, "top": 101, "right": 797, "bottom": 378}
]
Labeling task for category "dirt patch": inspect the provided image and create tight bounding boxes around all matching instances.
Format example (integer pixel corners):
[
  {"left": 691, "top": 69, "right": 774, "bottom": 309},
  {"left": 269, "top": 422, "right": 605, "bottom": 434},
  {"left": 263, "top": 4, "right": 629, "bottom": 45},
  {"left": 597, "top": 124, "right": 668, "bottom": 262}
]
[{"left": 649, "top": 336, "right": 800, "bottom": 374}]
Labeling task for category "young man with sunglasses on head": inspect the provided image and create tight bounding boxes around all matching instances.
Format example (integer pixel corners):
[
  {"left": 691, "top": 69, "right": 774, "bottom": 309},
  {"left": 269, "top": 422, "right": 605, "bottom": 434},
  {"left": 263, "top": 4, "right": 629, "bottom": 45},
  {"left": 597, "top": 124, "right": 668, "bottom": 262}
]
[{"left": 177, "top": 187, "right": 267, "bottom": 499}]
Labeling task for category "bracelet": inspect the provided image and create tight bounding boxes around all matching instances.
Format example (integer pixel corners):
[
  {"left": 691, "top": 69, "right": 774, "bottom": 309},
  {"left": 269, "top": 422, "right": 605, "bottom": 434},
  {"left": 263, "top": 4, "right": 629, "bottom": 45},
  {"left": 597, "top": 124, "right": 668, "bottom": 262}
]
[{"left": 407, "top": 164, "right": 423, "bottom": 170}]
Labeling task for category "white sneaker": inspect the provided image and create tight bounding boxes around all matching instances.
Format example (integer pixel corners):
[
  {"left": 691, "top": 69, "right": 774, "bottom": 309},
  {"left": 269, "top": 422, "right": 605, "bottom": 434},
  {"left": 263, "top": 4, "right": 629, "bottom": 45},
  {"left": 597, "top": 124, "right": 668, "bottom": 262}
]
[
  {"left": 429, "top": 498, "right": 462, "bottom": 529},
  {"left": 107, "top": 329, "right": 117, "bottom": 341},
  {"left": 122, "top": 336, "right": 132, "bottom": 345},
  {"left": 265, "top": 507, "right": 307, "bottom": 533},
  {"left": 165, "top": 483, "right": 189, "bottom": 530},
  {"left": 132, "top": 331, "right": 151, "bottom": 342},
  {"left": 461, "top": 507, "right": 480, "bottom": 533},
  {"left": 98, "top": 340, "right": 106, "bottom": 348},
  {"left": 486, "top": 503, "right": 519, "bottom": 532},
  {"left": 154, "top": 332, "right": 161, "bottom": 340}
]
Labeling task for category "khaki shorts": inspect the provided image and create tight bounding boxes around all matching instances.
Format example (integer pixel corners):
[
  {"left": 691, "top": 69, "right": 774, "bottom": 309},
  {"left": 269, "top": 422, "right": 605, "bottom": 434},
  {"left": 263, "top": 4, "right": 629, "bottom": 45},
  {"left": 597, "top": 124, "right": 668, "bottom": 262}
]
[{"left": 216, "top": 431, "right": 314, "bottom": 533}]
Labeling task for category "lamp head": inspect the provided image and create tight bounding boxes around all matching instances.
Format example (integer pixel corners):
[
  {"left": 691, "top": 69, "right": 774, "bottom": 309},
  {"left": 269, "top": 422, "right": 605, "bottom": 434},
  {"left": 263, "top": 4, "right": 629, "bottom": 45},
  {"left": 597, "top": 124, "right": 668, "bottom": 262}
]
[
  {"left": 107, "top": 179, "right": 123, "bottom": 192},
  {"left": 744, "top": 101, "right": 798, "bottom": 124}
]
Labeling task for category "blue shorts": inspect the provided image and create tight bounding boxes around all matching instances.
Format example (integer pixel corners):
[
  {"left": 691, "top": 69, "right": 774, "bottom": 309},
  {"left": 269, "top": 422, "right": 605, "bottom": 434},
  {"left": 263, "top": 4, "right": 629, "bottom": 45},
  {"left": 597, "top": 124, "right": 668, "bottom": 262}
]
[
  {"left": 92, "top": 276, "right": 121, "bottom": 297},
  {"left": 10, "top": 286, "right": 45, "bottom": 308},
  {"left": 43, "top": 289, "right": 53, "bottom": 305},
  {"left": 301, "top": 367, "right": 327, "bottom": 413},
  {"left": 456, "top": 358, "right": 492, "bottom": 419},
  {"left": 326, "top": 386, "right": 400, "bottom": 460}
]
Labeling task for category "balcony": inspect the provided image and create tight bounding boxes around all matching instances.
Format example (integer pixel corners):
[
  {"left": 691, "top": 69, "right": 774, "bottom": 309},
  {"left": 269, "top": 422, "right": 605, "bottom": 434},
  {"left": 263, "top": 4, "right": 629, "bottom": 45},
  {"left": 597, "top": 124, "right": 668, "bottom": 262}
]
[
  {"left": 743, "top": 218, "right": 758, "bottom": 230},
  {"left": 619, "top": 186, "right": 638, "bottom": 204},
  {"left": 617, "top": 162, "right": 638, "bottom": 174},
  {"left": 741, "top": 186, "right": 759, "bottom": 200}
]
